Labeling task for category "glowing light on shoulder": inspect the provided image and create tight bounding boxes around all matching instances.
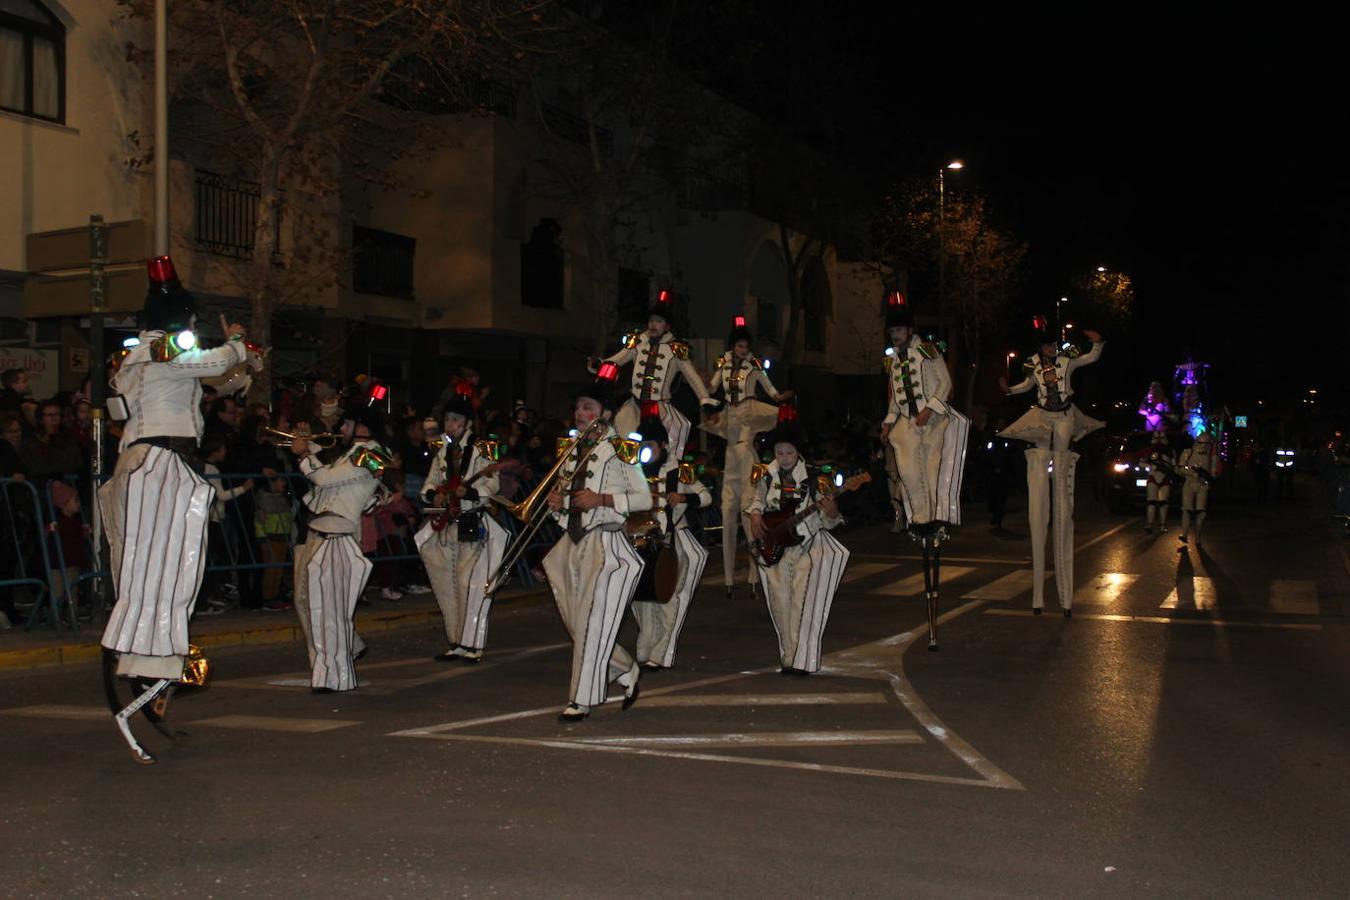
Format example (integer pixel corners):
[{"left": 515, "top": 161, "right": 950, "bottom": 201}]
[
  {"left": 122, "top": 336, "right": 141, "bottom": 349},
  {"left": 173, "top": 329, "right": 197, "bottom": 351},
  {"left": 638, "top": 445, "right": 655, "bottom": 465},
  {"left": 884, "top": 347, "right": 896, "bottom": 357},
  {"left": 568, "top": 428, "right": 579, "bottom": 438},
  {"left": 627, "top": 432, "right": 642, "bottom": 441},
  {"left": 762, "top": 358, "right": 772, "bottom": 370},
  {"left": 833, "top": 472, "right": 844, "bottom": 488}
]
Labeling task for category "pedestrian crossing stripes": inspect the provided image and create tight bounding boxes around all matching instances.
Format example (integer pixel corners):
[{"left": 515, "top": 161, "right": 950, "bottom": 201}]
[
  {"left": 1075, "top": 572, "right": 1140, "bottom": 604},
  {"left": 1161, "top": 576, "right": 1217, "bottom": 610},
  {"left": 192, "top": 715, "right": 361, "bottom": 733},
  {"left": 871, "top": 567, "right": 975, "bottom": 596},
  {"left": 962, "top": 570, "right": 1044, "bottom": 600},
  {"left": 1269, "top": 579, "right": 1320, "bottom": 616}
]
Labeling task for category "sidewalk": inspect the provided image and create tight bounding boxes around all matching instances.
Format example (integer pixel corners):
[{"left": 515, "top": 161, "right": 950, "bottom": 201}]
[{"left": 0, "top": 585, "right": 551, "bottom": 672}]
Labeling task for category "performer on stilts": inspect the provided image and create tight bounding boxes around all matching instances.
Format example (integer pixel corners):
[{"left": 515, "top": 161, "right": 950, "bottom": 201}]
[
  {"left": 880, "top": 291, "right": 970, "bottom": 650},
  {"left": 1143, "top": 430, "right": 1177, "bottom": 535},
  {"left": 99, "top": 256, "right": 257, "bottom": 763},
  {"left": 702, "top": 315, "right": 792, "bottom": 597},
  {"left": 747, "top": 403, "right": 851, "bottom": 675},
  {"left": 589, "top": 290, "right": 717, "bottom": 474},
  {"left": 543, "top": 366, "right": 653, "bottom": 721},
  {"left": 289, "top": 408, "right": 391, "bottom": 693},
  {"left": 629, "top": 402, "right": 713, "bottom": 671},
  {"left": 416, "top": 385, "right": 506, "bottom": 663},
  {"left": 998, "top": 316, "right": 1105, "bottom": 617},
  {"left": 1177, "top": 431, "right": 1219, "bottom": 548}
]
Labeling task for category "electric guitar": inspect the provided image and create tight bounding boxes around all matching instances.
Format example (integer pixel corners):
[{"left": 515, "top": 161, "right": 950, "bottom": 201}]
[{"left": 752, "top": 472, "right": 871, "bottom": 566}]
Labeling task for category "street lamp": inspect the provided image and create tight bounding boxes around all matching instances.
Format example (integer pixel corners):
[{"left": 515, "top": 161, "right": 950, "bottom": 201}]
[
  {"left": 938, "top": 160, "right": 965, "bottom": 326},
  {"left": 1006, "top": 350, "right": 1017, "bottom": 384}
]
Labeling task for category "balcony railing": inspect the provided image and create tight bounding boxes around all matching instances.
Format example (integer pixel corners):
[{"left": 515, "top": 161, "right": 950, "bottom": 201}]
[
  {"left": 540, "top": 103, "right": 613, "bottom": 158},
  {"left": 353, "top": 226, "right": 416, "bottom": 300},
  {"left": 193, "top": 169, "right": 283, "bottom": 260}
]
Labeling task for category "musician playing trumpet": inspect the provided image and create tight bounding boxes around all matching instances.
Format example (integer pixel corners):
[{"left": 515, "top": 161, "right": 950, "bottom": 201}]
[
  {"left": 543, "top": 371, "right": 652, "bottom": 721},
  {"left": 746, "top": 404, "right": 849, "bottom": 676},
  {"left": 415, "top": 389, "right": 506, "bottom": 663},
  {"left": 629, "top": 403, "right": 713, "bottom": 673}
]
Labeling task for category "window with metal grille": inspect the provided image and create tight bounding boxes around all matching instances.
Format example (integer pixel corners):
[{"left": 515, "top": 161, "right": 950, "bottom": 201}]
[
  {"left": 0, "top": 0, "right": 64, "bottom": 123},
  {"left": 353, "top": 226, "right": 416, "bottom": 299},
  {"left": 194, "top": 169, "right": 283, "bottom": 259}
]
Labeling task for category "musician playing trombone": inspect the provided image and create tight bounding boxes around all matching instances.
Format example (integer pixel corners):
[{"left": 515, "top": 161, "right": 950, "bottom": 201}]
[
  {"left": 543, "top": 371, "right": 653, "bottom": 721},
  {"left": 746, "top": 404, "right": 849, "bottom": 676},
  {"left": 415, "top": 387, "right": 506, "bottom": 663}
]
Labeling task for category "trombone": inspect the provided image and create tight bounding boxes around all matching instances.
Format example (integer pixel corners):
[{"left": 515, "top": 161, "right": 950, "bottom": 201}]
[
  {"left": 482, "top": 415, "right": 610, "bottom": 597},
  {"left": 263, "top": 426, "right": 342, "bottom": 448}
]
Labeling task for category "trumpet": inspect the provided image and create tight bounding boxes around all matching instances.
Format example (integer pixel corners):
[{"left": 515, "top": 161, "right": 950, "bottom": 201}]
[
  {"left": 263, "top": 426, "right": 342, "bottom": 448},
  {"left": 482, "top": 415, "right": 611, "bottom": 597}
]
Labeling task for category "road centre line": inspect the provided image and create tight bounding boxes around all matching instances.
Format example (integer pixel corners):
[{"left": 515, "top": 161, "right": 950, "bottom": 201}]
[{"left": 984, "top": 609, "right": 1322, "bottom": 630}]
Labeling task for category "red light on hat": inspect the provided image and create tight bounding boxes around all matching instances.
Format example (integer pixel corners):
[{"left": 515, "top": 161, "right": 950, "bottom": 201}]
[
  {"left": 370, "top": 384, "right": 388, "bottom": 401},
  {"left": 777, "top": 402, "right": 798, "bottom": 423},
  {"left": 733, "top": 315, "right": 747, "bottom": 328},
  {"left": 597, "top": 362, "right": 620, "bottom": 382},
  {"left": 1032, "top": 314, "right": 1048, "bottom": 331},
  {"left": 147, "top": 256, "right": 177, "bottom": 285},
  {"left": 640, "top": 400, "right": 660, "bottom": 419},
  {"left": 454, "top": 381, "right": 474, "bottom": 399},
  {"left": 886, "top": 290, "right": 906, "bottom": 308},
  {"left": 657, "top": 289, "right": 671, "bottom": 305}
]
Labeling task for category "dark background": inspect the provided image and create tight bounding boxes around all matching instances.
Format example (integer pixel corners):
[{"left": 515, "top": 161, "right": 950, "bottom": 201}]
[{"left": 596, "top": 2, "right": 1350, "bottom": 413}]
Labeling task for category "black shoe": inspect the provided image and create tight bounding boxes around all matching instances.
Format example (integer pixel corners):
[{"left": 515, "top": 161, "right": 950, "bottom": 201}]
[
  {"left": 641, "top": 662, "right": 664, "bottom": 673},
  {"left": 1033, "top": 607, "right": 1043, "bottom": 616},
  {"left": 354, "top": 647, "right": 368, "bottom": 662},
  {"left": 1063, "top": 608, "right": 1072, "bottom": 618},
  {"left": 558, "top": 703, "right": 589, "bottom": 722},
  {"left": 789, "top": 668, "right": 811, "bottom": 678},
  {"left": 622, "top": 678, "right": 641, "bottom": 711},
  {"left": 311, "top": 687, "right": 336, "bottom": 695},
  {"left": 779, "top": 666, "right": 794, "bottom": 676}
]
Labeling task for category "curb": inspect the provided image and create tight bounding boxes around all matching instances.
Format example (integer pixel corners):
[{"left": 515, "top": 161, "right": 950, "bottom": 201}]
[{"left": 0, "top": 588, "right": 552, "bottom": 673}]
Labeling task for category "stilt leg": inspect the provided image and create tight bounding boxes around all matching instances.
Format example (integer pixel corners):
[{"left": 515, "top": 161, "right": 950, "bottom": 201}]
[{"left": 113, "top": 678, "right": 172, "bottom": 764}]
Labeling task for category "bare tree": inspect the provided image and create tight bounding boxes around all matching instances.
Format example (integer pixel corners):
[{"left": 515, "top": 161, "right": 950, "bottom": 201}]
[{"left": 119, "top": 0, "right": 552, "bottom": 395}]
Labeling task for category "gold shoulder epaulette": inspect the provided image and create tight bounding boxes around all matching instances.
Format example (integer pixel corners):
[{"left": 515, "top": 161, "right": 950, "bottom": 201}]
[
  {"left": 749, "top": 356, "right": 764, "bottom": 370},
  {"left": 623, "top": 331, "right": 643, "bottom": 350},
  {"left": 670, "top": 340, "right": 690, "bottom": 360},
  {"left": 716, "top": 354, "right": 731, "bottom": 370},
  {"left": 556, "top": 437, "right": 572, "bottom": 459},
  {"left": 678, "top": 462, "right": 696, "bottom": 485},
  {"left": 611, "top": 437, "right": 640, "bottom": 465},
  {"left": 750, "top": 463, "right": 770, "bottom": 484},
  {"left": 475, "top": 439, "right": 501, "bottom": 462},
  {"left": 816, "top": 474, "right": 836, "bottom": 496},
  {"left": 916, "top": 340, "right": 943, "bottom": 360},
  {"left": 351, "top": 446, "right": 391, "bottom": 476}
]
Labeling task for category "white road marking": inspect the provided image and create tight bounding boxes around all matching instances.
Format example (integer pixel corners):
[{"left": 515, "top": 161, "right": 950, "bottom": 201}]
[
  {"left": 1161, "top": 576, "right": 1217, "bottom": 610},
  {"left": 637, "top": 692, "right": 888, "bottom": 708},
  {"left": 191, "top": 715, "right": 361, "bottom": 733},
  {"left": 1269, "top": 579, "right": 1320, "bottom": 616},
  {"left": 0, "top": 705, "right": 109, "bottom": 721},
  {"left": 392, "top": 600, "right": 1024, "bottom": 791},
  {"left": 843, "top": 562, "right": 902, "bottom": 583},
  {"left": 560, "top": 730, "right": 922, "bottom": 748},
  {"left": 984, "top": 609, "right": 1321, "bottom": 630},
  {"left": 1075, "top": 572, "right": 1140, "bottom": 604},
  {"left": 214, "top": 642, "right": 571, "bottom": 695},
  {"left": 962, "top": 570, "right": 1044, "bottom": 600},
  {"left": 871, "top": 567, "right": 975, "bottom": 597}
]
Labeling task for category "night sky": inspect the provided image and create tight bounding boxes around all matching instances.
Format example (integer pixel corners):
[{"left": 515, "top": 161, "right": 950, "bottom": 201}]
[{"left": 599, "top": 3, "right": 1349, "bottom": 414}]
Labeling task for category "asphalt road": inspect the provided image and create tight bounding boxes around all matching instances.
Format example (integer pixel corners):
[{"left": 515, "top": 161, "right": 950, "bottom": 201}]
[{"left": 2, "top": 487, "right": 1347, "bottom": 898}]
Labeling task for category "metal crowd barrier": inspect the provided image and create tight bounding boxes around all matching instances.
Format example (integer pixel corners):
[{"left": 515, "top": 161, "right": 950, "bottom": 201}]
[{"left": 0, "top": 477, "right": 72, "bottom": 632}]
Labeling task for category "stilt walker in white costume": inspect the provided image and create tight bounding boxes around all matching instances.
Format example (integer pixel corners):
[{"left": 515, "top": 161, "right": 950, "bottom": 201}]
[
  {"left": 1143, "top": 430, "right": 1177, "bottom": 535},
  {"left": 1177, "top": 431, "right": 1219, "bottom": 548},
  {"left": 747, "top": 404, "right": 856, "bottom": 675},
  {"left": 880, "top": 292, "right": 970, "bottom": 650},
  {"left": 998, "top": 315, "right": 1105, "bottom": 616},
  {"left": 100, "top": 256, "right": 258, "bottom": 763},
  {"left": 289, "top": 408, "right": 391, "bottom": 693},
  {"left": 543, "top": 367, "right": 653, "bottom": 721},
  {"left": 702, "top": 315, "right": 793, "bottom": 597},
  {"left": 416, "top": 385, "right": 506, "bottom": 663},
  {"left": 628, "top": 403, "right": 713, "bottom": 671},
  {"left": 589, "top": 290, "right": 717, "bottom": 475}
]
